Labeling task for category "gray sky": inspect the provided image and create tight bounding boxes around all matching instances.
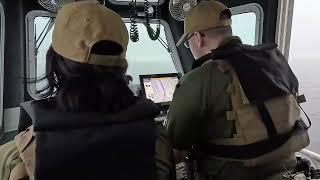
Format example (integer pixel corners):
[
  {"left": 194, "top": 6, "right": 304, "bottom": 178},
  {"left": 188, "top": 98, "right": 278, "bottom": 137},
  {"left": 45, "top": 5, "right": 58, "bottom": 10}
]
[
  {"left": 289, "top": 0, "right": 320, "bottom": 153},
  {"left": 290, "top": 0, "right": 320, "bottom": 59}
]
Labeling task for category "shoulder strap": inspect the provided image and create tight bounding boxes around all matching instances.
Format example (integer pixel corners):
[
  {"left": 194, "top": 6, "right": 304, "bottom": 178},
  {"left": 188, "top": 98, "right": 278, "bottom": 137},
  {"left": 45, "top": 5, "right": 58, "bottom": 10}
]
[
  {"left": 211, "top": 43, "right": 277, "bottom": 59},
  {"left": 9, "top": 162, "right": 28, "bottom": 180},
  {"left": 14, "top": 126, "right": 35, "bottom": 180},
  {"left": 198, "top": 119, "right": 308, "bottom": 159}
]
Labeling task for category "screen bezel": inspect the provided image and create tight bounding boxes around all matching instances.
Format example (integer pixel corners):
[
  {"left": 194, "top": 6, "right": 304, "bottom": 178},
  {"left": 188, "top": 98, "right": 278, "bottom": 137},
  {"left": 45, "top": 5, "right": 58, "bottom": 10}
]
[{"left": 139, "top": 73, "right": 179, "bottom": 106}]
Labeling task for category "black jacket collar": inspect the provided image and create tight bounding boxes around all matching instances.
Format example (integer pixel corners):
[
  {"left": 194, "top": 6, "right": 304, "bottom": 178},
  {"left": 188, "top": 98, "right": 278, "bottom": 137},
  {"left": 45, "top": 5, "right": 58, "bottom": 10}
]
[
  {"left": 192, "top": 36, "right": 242, "bottom": 70},
  {"left": 20, "top": 98, "right": 160, "bottom": 131}
]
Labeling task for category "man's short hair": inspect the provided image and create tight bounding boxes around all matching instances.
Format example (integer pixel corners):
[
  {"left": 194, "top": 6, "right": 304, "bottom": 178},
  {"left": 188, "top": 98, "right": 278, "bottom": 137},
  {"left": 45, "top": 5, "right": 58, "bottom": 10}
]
[{"left": 203, "top": 26, "right": 233, "bottom": 38}]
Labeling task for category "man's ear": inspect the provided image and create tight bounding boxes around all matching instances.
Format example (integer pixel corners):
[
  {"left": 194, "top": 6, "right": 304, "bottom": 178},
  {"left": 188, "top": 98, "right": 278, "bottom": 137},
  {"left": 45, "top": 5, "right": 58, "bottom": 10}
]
[{"left": 195, "top": 32, "right": 204, "bottom": 48}]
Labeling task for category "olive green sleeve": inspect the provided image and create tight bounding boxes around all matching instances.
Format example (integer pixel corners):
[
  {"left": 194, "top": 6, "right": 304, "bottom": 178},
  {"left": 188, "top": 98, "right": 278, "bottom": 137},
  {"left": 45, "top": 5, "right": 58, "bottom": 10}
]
[
  {"left": 165, "top": 69, "right": 206, "bottom": 150},
  {"left": 155, "top": 124, "right": 175, "bottom": 180}
]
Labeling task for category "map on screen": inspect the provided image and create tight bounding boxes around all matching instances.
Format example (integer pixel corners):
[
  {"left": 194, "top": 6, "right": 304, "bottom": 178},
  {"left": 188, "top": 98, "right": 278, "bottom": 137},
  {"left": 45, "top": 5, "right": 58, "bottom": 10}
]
[{"left": 141, "top": 75, "right": 179, "bottom": 103}]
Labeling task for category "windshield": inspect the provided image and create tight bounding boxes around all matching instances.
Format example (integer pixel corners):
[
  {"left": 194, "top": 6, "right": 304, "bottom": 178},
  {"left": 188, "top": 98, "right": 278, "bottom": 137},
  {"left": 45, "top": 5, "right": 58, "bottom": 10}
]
[{"left": 125, "top": 23, "right": 177, "bottom": 85}]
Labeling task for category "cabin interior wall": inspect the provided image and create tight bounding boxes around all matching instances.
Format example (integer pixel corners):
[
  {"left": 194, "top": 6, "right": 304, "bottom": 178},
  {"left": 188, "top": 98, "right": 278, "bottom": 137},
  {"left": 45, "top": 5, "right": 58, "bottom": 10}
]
[
  {"left": 2, "top": 0, "right": 25, "bottom": 109},
  {"left": 2, "top": 0, "right": 40, "bottom": 108},
  {"left": 0, "top": 0, "right": 25, "bottom": 143}
]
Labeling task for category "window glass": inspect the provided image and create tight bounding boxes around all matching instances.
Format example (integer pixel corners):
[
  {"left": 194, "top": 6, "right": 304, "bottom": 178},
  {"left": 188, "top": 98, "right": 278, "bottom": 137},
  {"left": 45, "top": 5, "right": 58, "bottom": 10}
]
[
  {"left": 125, "top": 23, "right": 177, "bottom": 84},
  {"left": 231, "top": 12, "right": 257, "bottom": 45},
  {"left": 32, "top": 17, "right": 177, "bottom": 94},
  {"left": 34, "top": 17, "right": 53, "bottom": 91}
]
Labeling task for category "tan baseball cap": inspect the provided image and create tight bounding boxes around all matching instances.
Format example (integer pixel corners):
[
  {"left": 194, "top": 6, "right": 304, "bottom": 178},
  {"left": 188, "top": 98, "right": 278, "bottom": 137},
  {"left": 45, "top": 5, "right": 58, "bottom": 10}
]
[
  {"left": 52, "top": 1, "right": 129, "bottom": 67},
  {"left": 176, "top": 0, "right": 232, "bottom": 46}
]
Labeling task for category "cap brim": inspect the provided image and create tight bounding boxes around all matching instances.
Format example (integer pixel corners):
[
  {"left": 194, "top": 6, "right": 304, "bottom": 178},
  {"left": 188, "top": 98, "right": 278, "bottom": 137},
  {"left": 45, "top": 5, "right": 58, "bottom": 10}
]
[{"left": 176, "top": 33, "right": 188, "bottom": 47}]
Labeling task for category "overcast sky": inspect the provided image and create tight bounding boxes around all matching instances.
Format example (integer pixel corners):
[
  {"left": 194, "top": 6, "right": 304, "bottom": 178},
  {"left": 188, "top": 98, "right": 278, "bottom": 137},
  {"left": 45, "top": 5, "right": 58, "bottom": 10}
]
[
  {"left": 290, "top": 0, "right": 320, "bottom": 60},
  {"left": 288, "top": 0, "right": 320, "bottom": 153}
]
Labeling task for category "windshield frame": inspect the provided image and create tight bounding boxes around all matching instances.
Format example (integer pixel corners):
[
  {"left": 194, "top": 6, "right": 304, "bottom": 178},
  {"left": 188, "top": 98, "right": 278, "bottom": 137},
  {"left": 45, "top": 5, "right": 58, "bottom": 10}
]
[{"left": 230, "top": 3, "right": 264, "bottom": 45}]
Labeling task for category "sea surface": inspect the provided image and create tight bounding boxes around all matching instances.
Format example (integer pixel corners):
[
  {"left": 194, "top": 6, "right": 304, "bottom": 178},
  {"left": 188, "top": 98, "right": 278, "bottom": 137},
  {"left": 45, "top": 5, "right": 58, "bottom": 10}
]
[{"left": 290, "top": 58, "right": 320, "bottom": 154}]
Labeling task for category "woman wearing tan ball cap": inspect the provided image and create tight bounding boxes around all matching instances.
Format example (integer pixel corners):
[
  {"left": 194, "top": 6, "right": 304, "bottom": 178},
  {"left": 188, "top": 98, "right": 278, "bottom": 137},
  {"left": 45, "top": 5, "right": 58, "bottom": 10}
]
[{"left": 4, "top": 1, "right": 173, "bottom": 180}]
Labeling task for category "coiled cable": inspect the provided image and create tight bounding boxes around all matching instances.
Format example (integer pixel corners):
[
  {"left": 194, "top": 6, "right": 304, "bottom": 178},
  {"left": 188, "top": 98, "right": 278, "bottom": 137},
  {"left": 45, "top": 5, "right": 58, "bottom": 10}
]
[
  {"left": 129, "top": 0, "right": 139, "bottom": 42},
  {"left": 144, "top": 0, "right": 160, "bottom": 41}
]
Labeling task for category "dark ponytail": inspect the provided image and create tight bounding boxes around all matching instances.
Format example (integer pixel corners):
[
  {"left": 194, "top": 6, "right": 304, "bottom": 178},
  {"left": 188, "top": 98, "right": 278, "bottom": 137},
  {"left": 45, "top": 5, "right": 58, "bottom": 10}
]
[{"left": 31, "top": 41, "right": 137, "bottom": 113}]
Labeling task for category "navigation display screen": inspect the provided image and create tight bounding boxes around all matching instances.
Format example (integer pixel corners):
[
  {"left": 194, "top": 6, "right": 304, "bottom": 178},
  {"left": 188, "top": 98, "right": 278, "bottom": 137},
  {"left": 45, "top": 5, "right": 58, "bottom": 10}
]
[{"left": 140, "top": 74, "right": 179, "bottom": 104}]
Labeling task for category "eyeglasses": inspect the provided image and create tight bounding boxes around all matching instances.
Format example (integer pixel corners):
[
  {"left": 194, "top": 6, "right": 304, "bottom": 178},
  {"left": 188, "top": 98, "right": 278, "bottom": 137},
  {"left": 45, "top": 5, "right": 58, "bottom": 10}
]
[
  {"left": 183, "top": 34, "right": 195, "bottom": 49},
  {"left": 183, "top": 32, "right": 205, "bottom": 49}
]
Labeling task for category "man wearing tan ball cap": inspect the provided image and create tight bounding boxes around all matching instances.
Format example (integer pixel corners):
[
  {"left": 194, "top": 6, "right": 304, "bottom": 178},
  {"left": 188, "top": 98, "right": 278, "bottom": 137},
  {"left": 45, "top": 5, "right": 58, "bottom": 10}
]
[
  {"left": 166, "top": 0, "right": 309, "bottom": 179},
  {"left": 175, "top": 0, "right": 232, "bottom": 49}
]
